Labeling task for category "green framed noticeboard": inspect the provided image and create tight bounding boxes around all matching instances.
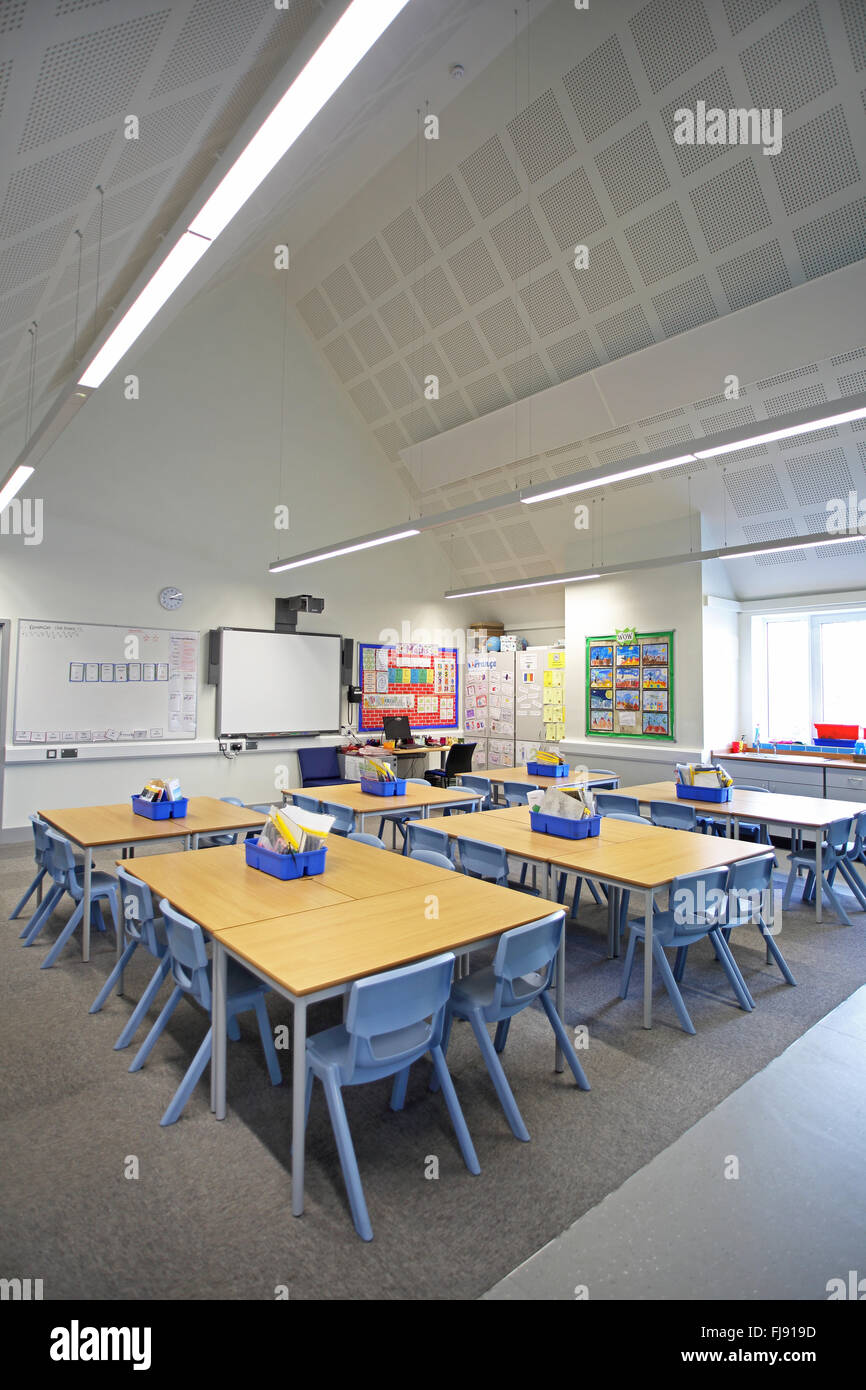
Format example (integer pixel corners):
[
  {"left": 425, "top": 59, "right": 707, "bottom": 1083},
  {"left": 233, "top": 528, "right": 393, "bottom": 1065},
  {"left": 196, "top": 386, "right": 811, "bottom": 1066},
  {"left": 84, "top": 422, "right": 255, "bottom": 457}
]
[{"left": 585, "top": 629, "right": 674, "bottom": 741}]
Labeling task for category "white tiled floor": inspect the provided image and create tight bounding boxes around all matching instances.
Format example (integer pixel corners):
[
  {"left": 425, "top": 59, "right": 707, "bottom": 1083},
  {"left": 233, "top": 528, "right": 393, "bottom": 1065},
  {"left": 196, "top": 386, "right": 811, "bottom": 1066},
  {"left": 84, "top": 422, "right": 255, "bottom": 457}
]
[{"left": 484, "top": 987, "right": 866, "bottom": 1301}]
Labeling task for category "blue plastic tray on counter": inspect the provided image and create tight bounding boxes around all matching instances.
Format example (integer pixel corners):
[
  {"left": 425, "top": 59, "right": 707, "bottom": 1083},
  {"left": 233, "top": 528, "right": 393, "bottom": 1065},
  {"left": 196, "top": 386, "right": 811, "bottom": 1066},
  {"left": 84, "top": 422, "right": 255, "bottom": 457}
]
[
  {"left": 527, "top": 761, "right": 569, "bottom": 779},
  {"left": 359, "top": 777, "right": 407, "bottom": 796},
  {"left": 529, "top": 810, "right": 600, "bottom": 839},
  {"left": 131, "top": 795, "right": 188, "bottom": 819},
  {"left": 244, "top": 840, "right": 327, "bottom": 879},
  {"left": 676, "top": 783, "right": 732, "bottom": 803}
]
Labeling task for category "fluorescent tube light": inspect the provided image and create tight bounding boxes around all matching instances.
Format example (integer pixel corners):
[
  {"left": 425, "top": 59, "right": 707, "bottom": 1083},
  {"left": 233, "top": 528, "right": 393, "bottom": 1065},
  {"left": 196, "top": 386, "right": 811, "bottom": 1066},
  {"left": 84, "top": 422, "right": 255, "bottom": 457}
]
[
  {"left": 269, "top": 527, "right": 420, "bottom": 572},
  {"left": 0, "top": 465, "right": 35, "bottom": 511},
  {"left": 717, "top": 533, "right": 863, "bottom": 561},
  {"left": 694, "top": 405, "right": 866, "bottom": 458},
  {"left": 521, "top": 455, "right": 696, "bottom": 503},
  {"left": 78, "top": 233, "right": 211, "bottom": 388},
  {"left": 190, "top": 0, "right": 412, "bottom": 241},
  {"left": 446, "top": 573, "right": 600, "bottom": 599}
]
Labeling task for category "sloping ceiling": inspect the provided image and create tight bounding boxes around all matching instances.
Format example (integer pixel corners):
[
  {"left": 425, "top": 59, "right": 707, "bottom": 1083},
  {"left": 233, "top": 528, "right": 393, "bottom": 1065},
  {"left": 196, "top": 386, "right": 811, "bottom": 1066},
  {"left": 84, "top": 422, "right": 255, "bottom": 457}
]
[{"left": 288, "top": 0, "right": 866, "bottom": 599}]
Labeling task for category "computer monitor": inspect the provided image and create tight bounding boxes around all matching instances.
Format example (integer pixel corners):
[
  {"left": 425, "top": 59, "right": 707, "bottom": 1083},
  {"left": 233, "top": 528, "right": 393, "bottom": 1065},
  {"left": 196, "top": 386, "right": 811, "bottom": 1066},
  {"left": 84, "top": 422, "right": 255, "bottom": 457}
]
[{"left": 383, "top": 715, "right": 412, "bottom": 744}]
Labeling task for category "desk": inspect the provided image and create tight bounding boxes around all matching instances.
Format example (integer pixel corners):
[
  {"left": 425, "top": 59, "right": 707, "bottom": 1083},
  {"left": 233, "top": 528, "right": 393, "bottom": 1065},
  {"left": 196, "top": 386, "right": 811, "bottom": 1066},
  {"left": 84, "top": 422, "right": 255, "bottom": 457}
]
[
  {"left": 342, "top": 745, "right": 446, "bottom": 781},
  {"left": 620, "top": 782, "right": 866, "bottom": 923},
  {"left": 438, "top": 807, "right": 768, "bottom": 1029},
  {"left": 477, "top": 766, "right": 618, "bottom": 800},
  {"left": 39, "top": 797, "right": 266, "bottom": 960},
  {"left": 287, "top": 781, "right": 481, "bottom": 834}
]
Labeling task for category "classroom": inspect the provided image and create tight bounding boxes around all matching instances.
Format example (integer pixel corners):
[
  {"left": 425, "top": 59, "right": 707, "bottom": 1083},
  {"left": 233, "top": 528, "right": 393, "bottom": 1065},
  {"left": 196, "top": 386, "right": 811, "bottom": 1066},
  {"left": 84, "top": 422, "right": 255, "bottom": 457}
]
[{"left": 1, "top": 0, "right": 865, "bottom": 1327}]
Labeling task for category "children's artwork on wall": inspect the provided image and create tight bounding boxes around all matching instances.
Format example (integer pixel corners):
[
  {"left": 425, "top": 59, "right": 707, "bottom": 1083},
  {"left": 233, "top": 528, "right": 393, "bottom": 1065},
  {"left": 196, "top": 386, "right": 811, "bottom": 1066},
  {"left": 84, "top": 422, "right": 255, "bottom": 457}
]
[
  {"left": 589, "top": 645, "right": 613, "bottom": 666},
  {"left": 359, "top": 643, "right": 458, "bottom": 731},
  {"left": 586, "top": 630, "right": 675, "bottom": 740}
]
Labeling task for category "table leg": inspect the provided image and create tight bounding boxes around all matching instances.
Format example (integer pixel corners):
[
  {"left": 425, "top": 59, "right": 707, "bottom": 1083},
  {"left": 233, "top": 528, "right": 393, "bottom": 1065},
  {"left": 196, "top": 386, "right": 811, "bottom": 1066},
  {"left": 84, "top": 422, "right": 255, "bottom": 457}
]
[
  {"left": 292, "top": 998, "right": 308, "bottom": 1217},
  {"left": 815, "top": 830, "right": 823, "bottom": 924},
  {"left": 732, "top": 816, "right": 740, "bottom": 840},
  {"left": 82, "top": 848, "right": 92, "bottom": 962},
  {"left": 607, "top": 886, "right": 619, "bottom": 959},
  {"left": 211, "top": 942, "right": 227, "bottom": 1118},
  {"left": 551, "top": 863, "right": 565, "bottom": 1074},
  {"left": 643, "top": 888, "right": 655, "bottom": 1028}
]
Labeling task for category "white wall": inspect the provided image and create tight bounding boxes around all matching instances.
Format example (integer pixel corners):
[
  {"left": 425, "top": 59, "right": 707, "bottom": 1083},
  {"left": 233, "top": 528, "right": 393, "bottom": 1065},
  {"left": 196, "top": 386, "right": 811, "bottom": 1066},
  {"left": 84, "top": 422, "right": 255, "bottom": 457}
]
[
  {"left": 0, "top": 259, "right": 477, "bottom": 832},
  {"left": 701, "top": 599, "right": 740, "bottom": 754}
]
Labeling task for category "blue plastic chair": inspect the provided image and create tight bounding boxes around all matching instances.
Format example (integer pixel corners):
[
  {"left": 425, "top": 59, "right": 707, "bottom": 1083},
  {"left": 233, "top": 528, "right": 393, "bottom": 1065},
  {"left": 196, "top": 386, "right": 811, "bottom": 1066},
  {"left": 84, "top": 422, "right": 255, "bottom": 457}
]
[
  {"left": 292, "top": 794, "right": 321, "bottom": 814},
  {"left": 296, "top": 746, "right": 351, "bottom": 787},
  {"left": 408, "top": 849, "right": 455, "bottom": 871},
  {"left": 587, "top": 769, "right": 619, "bottom": 789},
  {"left": 11, "top": 815, "right": 50, "bottom": 922},
  {"left": 728, "top": 785, "right": 773, "bottom": 844},
  {"left": 457, "top": 837, "right": 538, "bottom": 894},
  {"left": 596, "top": 792, "right": 640, "bottom": 817},
  {"left": 90, "top": 869, "right": 174, "bottom": 1050},
  {"left": 347, "top": 831, "right": 386, "bottom": 849},
  {"left": 620, "top": 868, "right": 753, "bottom": 1034},
  {"left": 502, "top": 782, "right": 542, "bottom": 807},
  {"left": 458, "top": 774, "right": 494, "bottom": 811},
  {"left": 305, "top": 952, "right": 480, "bottom": 1241},
  {"left": 782, "top": 816, "right": 857, "bottom": 925},
  {"left": 129, "top": 899, "right": 281, "bottom": 1125},
  {"left": 826, "top": 809, "right": 866, "bottom": 909},
  {"left": 25, "top": 830, "right": 120, "bottom": 969},
  {"left": 198, "top": 795, "right": 246, "bottom": 848},
  {"left": 377, "top": 778, "right": 429, "bottom": 847},
  {"left": 404, "top": 820, "right": 455, "bottom": 862},
  {"left": 433, "top": 912, "right": 590, "bottom": 1141},
  {"left": 321, "top": 800, "right": 355, "bottom": 836},
  {"left": 717, "top": 853, "right": 794, "bottom": 990},
  {"left": 650, "top": 800, "right": 698, "bottom": 831}
]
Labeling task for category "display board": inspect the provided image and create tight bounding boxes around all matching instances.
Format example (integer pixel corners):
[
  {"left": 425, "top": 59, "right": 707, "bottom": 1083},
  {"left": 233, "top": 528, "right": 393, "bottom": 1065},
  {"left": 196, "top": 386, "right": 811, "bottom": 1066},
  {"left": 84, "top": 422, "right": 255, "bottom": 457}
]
[
  {"left": 216, "top": 629, "right": 341, "bottom": 736},
  {"left": 517, "top": 646, "right": 566, "bottom": 743},
  {"left": 13, "top": 619, "right": 199, "bottom": 744},
  {"left": 585, "top": 629, "right": 674, "bottom": 740},
  {"left": 359, "top": 641, "right": 459, "bottom": 732}
]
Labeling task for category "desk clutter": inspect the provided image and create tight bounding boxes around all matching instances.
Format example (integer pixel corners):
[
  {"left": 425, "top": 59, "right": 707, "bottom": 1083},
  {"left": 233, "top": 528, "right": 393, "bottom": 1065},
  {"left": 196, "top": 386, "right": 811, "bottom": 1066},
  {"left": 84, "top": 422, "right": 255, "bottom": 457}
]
[
  {"left": 675, "top": 762, "right": 733, "bottom": 803},
  {"left": 529, "top": 784, "right": 600, "bottom": 839},
  {"left": 246, "top": 803, "right": 335, "bottom": 878},
  {"left": 131, "top": 778, "right": 188, "bottom": 819}
]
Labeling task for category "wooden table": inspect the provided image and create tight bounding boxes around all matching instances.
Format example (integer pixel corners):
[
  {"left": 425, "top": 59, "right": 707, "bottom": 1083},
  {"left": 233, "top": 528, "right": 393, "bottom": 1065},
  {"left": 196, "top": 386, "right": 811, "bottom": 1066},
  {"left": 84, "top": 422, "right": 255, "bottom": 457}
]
[
  {"left": 286, "top": 781, "right": 481, "bottom": 834},
  {"left": 620, "top": 782, "right": 866, "bottom": 923},
  {"left": 438, "top": 807, "right": 768, "bottom": 1029},
  {"left": 475, "top": 766, "right": 619, "bottom": 800},
  {"left": 126, "top": 840, "right": 549, "bottom": 1219},
  {"left": 39, "top": 797, "right": 267, "bottom": 960}
]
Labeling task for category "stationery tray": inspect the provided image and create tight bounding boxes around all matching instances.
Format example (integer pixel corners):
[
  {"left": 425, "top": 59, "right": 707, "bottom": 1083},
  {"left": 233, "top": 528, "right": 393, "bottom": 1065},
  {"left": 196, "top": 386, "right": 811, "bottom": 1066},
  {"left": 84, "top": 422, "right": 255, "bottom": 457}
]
[
  {"left": 360, "top": 777, "right": 407, "bottom": 796},
  {"left": 527, "top": 762, "right": 569, "bottom": 778},
  {"left": 530, "top": 810, "right": 600, "bottom": 838},
  {"left": 131, "top": 795, "right": 188, "bottom": 819},
  {"left": 244, "top": 841, "right": 326, "bottom": 878},
  {"left": 676, "top": 784, "right": 732, "bottom": 803}
]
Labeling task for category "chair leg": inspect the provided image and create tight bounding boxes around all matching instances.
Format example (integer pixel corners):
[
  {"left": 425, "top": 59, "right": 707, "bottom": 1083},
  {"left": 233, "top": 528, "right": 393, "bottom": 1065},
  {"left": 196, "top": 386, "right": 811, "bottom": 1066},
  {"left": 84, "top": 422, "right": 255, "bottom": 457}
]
[
  {"left": 304, "top": 1067, "right": 314, "bottom": 1127},
  {"left": 128, "top": 985, "right": 183, "bottom": 1071},
  {"left": 493, "top": 1018, "right": 510, "bottom": 1053},
  {"left": 673, "top": 944, "right": 689, "bottom": 983},
  {"left": 90, "top": 938, "right": 139, "bottom": 1013},
  {"left": 651, "top": 940, "right": 696, "bottom": 1034},
  {"left": 820, "top": 876, "right": 853, "bottom": 927},
  {"left": 114, "top": 956, "right": 171, "bottom": 1049},
  {"left": 40, "top": 900, "right": 85, "bottom": 968},
  {"left": 759, "top": 920, "right": 797, "bottom": 985},
  {"left": 9, "top": 868, "right": 46, "bottom": 920},
  {"left": 227, "top": 1015, "right": 241, "bottom": 1042},
  {"left": 466, "top": 1010, "right": 530, "bottom": 1142},
  {"left": 20, "top": 883, "right": 63, "bottom": 943},
  {"left": 619, "top": 927, "right": 639, "bottom": 998},
  {"left": 539, "top": 992, "right": 590, "bottom": 1090},
  {"left": 322, "top": 1069, "right": 373, "bottom": 1241},
  {"left": 160, "top": 1026, "right": 213, "bottom": 1126},
  {"left": 390, "top": 1066, "right": 411, "bottom": 1111},
  {"left": 803, "top": 870, "right": 816, "bottom": 903},
  {"left": 90, "top": 899, "right": 107, "bottom": 933},
  {"left": 429, "top": 1045, "right": 480, "bottom": 1174},
  {"left": 429, "top": 1006, "right": 455, "bottom": 1092},
  {"left": 586, "top": 878, "right": 604, "bottom": 907},
  {"left": 253, "top": 996, "right": 282, "bottom": 1085},
  {"left": 838, "top": 861, "right": 866, "bottom": 911},
  {"left": 781, "top": 863, "right": 799, "bottom": 910},
  {"left": 708, "top": 930, "right": 755, "bottom": 1010}
]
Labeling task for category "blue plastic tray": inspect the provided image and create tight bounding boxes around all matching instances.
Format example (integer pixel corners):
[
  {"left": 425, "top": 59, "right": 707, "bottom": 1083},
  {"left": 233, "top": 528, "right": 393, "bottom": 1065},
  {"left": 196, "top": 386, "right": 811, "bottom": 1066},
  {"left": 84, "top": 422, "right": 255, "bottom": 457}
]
[
  {"left": 527, "top": 761, "right": 569, "bottom": 778},
  {"left": 676, "top": 783, "right": 732, "bottom": 803},
  {"left": 244, "top": 840, "right": 327, "bottom": 879},
  {"left": 360, "top": 777, "right": 407, "bottom": 796},
  {"left": 132, "top": 795, "right": 188, "bottom": 820},
  {"left": 530, "top": 810, "right": 600, "bottom": 839}
]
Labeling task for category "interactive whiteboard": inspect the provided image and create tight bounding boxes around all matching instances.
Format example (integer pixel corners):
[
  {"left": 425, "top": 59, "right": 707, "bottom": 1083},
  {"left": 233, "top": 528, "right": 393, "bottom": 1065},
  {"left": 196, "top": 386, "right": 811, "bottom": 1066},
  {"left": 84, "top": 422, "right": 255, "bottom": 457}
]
[
  {"left": 216, "top": 629, "right": 342, "bottom": 736},
  {"left": 13, "top": 619, "right": 199, "bottom": 745}
]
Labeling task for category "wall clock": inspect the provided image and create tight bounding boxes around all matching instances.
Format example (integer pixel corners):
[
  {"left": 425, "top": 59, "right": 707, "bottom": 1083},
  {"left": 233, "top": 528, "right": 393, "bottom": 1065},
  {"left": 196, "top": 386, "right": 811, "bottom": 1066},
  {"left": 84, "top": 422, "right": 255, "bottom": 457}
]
[{"left": 159, "top": 587, "right": 184, "bottom": 611}]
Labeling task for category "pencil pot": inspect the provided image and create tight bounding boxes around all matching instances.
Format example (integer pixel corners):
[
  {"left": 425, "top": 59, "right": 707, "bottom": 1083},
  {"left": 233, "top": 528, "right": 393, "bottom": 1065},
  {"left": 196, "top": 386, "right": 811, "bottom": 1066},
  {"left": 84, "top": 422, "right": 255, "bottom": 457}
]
[
  {"left": 530, "top": 810, "right": 600, "bottom": 838},
  {"left": 676, "top": 784, "right": 733, "bottom": 803},
  {"left": 527, "top": 761, "right": 569, "bottom": 778},
  {"left": 244, "top": 841, "right": 327, "bottom": 878},
  {"left": 360, "top": 777, "right": 406, "bottom": 796}
]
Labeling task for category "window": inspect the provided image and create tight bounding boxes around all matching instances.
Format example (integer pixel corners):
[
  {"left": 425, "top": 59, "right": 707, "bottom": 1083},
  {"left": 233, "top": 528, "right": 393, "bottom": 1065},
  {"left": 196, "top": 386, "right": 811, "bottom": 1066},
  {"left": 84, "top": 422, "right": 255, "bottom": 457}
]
[{"left": 752, "top": 609, "right": 866, "bottom": 743}]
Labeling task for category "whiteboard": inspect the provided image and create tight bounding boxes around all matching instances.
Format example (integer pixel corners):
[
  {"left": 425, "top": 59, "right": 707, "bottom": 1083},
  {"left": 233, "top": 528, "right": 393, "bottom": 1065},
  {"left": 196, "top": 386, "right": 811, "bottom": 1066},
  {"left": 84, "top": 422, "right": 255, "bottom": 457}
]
[
  {"left": 13, "top": 619, "right": 199, "bottom": 745},
  {"left": 217, "top": 629, "right": 341, "bottom": 736}
]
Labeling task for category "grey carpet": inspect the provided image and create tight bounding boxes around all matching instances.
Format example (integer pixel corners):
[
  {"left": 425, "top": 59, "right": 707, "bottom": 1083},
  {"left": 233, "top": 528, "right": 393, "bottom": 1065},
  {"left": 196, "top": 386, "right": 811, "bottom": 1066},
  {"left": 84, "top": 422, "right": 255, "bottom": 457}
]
[{"left": 1, "top": 836, "right": 864, "bottom": 1300}]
